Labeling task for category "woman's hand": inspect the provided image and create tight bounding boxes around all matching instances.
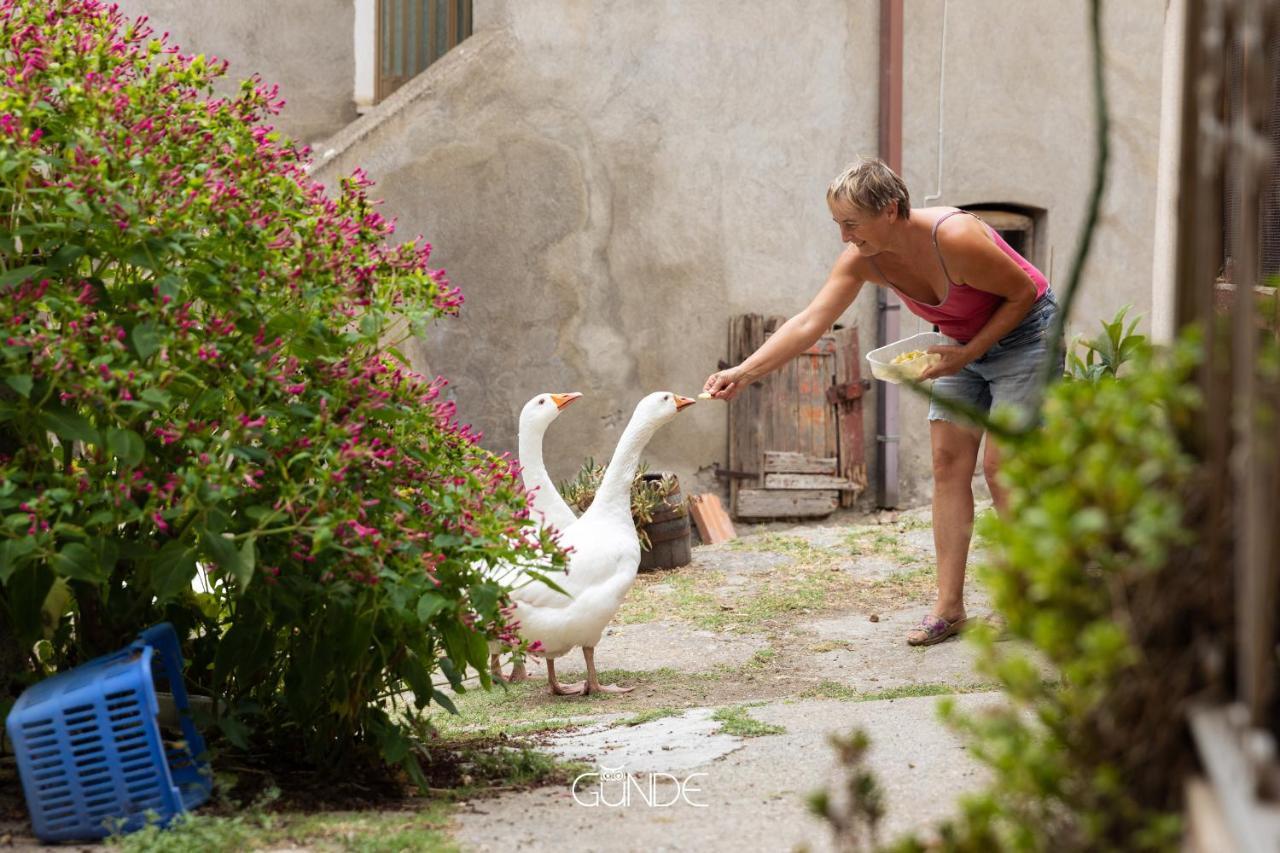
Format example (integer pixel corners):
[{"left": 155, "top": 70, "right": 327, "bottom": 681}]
[
  {"left": 919, "top": 345, "right": 973, "bottom": 380},
  {"left": 703, "top": 365, "right": 753, "bottom": 400}
]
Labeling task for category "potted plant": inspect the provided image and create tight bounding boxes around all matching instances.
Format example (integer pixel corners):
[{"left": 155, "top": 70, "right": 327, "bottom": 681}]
[{"left": 560, "top": 461, "right": 693, "bottom": 570}]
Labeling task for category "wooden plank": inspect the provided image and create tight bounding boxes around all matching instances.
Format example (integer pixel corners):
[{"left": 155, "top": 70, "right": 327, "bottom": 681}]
[
  {"left": 831, "top": 325, "right": 868, "bottom": 506},
  {"left": 1189, "top": 705, "right": 1280, "bottom": 852},
  {"left": 763, "top": 452, "right": 836, "bottom": 474},
  {"left": 1184, "top": 777, "right": 1236, "bottom": 853},
  {"left": 735, "top": 489, "right": 838, "bottom": 518},
  {"left": 727, "top": 315, "right": 767, "bottom": 514},
  {"left": 688, "top": 494, "right": 736, "bottom": 544},
  {"left": 763, "top": 473, "right": 858, "bottom": 490}
]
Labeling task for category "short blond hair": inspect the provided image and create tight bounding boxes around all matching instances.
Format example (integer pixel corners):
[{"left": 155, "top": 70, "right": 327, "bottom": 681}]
[{"left": 827, "top": 157, "right": 911, "bottom": 218}]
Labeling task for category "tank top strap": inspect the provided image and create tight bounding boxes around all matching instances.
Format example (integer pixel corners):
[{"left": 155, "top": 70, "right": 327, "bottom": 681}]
[{"left": 931, "top": 209, "right": 984, "bottom": 286}]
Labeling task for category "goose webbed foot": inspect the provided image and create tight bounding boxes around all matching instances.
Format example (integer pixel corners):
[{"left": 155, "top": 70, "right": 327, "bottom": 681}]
[
  {"left": 582, "top": 646, "right": 633, "bottom": 695},
  {"left": 546, "top": 658, "right": 584, "bottom": 696}
]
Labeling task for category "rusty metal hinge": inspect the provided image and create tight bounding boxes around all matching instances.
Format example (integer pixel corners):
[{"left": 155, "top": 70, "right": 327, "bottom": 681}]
[{"left": 826, "top": 379, "right": 870, "bottom": 405}]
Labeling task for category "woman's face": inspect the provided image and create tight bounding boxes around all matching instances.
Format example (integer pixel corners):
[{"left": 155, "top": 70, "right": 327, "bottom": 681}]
[{"left": 829, "top": 199, "right": 895, "bottom": 255}]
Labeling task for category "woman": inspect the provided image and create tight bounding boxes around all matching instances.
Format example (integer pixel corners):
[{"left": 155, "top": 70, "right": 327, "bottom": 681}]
[{"left": 703, "top": 157, "right": 1060, "bottom": 646}]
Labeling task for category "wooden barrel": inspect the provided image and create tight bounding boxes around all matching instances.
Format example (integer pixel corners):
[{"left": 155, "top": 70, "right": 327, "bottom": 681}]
[{"left": 638, "top": 473, "right": 692, "bottom": 571}]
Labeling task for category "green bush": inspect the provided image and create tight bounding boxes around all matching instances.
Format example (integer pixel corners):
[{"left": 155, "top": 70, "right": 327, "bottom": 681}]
[
  {"left": 885, "top": 331, "right": 1208, "bottom": 852},
  {"left": 0, "top": 0, "right": 563, "bottom": 776}
]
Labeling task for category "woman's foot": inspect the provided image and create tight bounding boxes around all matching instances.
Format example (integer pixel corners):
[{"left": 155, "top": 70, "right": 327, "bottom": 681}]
[{"left": 905, "top": 612, "right": 968, "bottom": 646}]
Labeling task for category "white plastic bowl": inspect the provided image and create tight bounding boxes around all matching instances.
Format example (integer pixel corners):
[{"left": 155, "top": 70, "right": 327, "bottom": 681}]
[{"left": 866, "top": 331, "right": 952, "bottom": 384}]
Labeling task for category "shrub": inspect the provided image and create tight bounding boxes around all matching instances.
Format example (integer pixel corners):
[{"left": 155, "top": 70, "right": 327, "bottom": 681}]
[
  {"left": 891, "top": 332, "right": 1208, "bottom": 852},
  {"left": 0, "top": 0, "right": 563, "bottom": 777},
  {"left": 1066, "top": 306, "right": 1146, "bottom": 381}
]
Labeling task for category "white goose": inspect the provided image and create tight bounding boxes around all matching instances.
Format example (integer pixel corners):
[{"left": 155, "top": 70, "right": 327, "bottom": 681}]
[
  {"left": 517, "top": 392, "right": 582, "bottom": 532},
  {"left": 489, "top": 392, "right": 582, "bottom": 682},
  {"left": 510, "top": 391, "right": 696, "bottom": 695}
]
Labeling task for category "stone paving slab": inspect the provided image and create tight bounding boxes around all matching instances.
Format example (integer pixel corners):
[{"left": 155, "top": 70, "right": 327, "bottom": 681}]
[{"left": 448, "top": 693, "right": 1002, "bottom": 853}]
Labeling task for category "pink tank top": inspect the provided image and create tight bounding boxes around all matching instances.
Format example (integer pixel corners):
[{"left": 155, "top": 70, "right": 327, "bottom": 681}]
[{"left": 869, "top": 210, "right": 1050, "bottom": 342}]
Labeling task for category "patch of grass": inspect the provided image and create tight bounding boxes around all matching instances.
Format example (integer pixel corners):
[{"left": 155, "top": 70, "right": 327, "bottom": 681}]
[
  {"left": 617, "top": 568, "right": 724, "bottom": 625},
  {"left": 870, "top": 565, "right": 935, "bottom": 602},
  {"left": 110, "top": 800, "right": 457, "bottom": 853},
  {"left": 800, "top": 680, "right": 861, "bottom": 700},
  {"left": 622, "top": 707, "right": 681, "bottom": 727},
  {"left": 807, "top": 640, "right": 853, "bottom": 653},
  {"left": 713, "top": 704, "right": 786, "bottom": 737},
  {"left": 726, "top": 533, "right": 827, "bottom": 557},
  {"left": 746, "top": 647, "right": 777, "bottom": 668},
  {"left": 797, "top": 681, "right": 1001, "bottom": 703},
  {"left": 697, "top": 564, "right": 859, "bottom": 632}
]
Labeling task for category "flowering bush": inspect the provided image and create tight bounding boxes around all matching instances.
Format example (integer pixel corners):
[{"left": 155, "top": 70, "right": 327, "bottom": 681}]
[{"left": 0, "top": 0, "right": 563, "bottom": 776}]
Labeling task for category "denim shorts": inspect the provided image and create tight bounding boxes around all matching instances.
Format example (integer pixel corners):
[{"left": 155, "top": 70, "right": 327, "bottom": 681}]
[{"left": 928, "top": 291, "right": 1062, "bottom": 427}]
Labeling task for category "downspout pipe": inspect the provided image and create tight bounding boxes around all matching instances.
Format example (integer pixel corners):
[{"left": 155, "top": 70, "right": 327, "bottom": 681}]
[{"left": 876, "top": 0, "right": 904, "bottom": 508}]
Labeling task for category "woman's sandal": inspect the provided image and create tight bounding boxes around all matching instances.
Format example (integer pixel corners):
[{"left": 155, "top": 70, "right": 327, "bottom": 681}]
[{"left": 905, "top": 614, "right": 969, "bottom": 646}]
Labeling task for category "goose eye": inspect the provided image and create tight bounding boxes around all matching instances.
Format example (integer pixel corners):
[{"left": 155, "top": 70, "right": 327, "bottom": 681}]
[{"left": 537, "top": 399, "right": 545, "bottom": 405}]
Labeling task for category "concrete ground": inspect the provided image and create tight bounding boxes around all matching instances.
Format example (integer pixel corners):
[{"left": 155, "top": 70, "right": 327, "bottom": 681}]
[
  {"left": 445, "top": 504, "right": 1012, "bottom": 852},
  {"left": 1, "top": 505, "right": 1015, "bottom": 852}
]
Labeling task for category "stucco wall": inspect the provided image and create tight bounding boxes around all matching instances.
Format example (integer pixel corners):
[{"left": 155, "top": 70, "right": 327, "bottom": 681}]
[
  {"left": 314, "top": 1, "right": 882, "bottom": 500},
  {"left": 120, "top": 0, "right": 1167, "bottom": 509},
  {"left": 891, "top": 0, "right": 1167, "bottom": 506},
  {"left": 114, "top": 0, "right": 356, "bottom": 145}
]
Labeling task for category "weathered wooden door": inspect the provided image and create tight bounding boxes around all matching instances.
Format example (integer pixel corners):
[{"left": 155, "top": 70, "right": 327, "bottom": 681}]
[{"left": 726, "top": 315, "right": 866, "bottom": 518}]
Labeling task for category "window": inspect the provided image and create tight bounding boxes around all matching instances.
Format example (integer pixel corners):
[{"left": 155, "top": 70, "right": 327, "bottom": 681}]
[
  {"left": 376, "top": 0, "right": 473, "bottom": 103},
  {"left": 960, "top": 204, "right": 1046, "bottom": 272}
]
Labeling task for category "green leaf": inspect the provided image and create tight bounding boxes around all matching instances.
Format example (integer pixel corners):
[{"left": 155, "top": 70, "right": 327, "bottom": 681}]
[
  {"left": 48, "top": 244, "right": 87, "bottom": 271},
  {"left": 51, "top": 542, "right": 105, "bottom": 582},
  {"left": 0, "top": 265, "right": 43, "bottom": 287},
  {"left": 0, "top": 537, "right": 38, "bottom": 584},
  {"left": 398, "top": 655, "right": 435, "bottom": 710},
  {"left": 201, "top": 528, "right": 239, "bottom": 571},
  {"left": 150, "top": 540, "right": 197, "bottom": 601},
  {"left": 469, "top": 581, "right": 501, "bottom": 617},
  {"left": 131, "top": 321, "right": 161, "bottom": 360},
  {"left": 5, "top": 374, "right": 33, "bottom": 398},
  {"left": 234, "top": 536, "right": 256, "bottom": 590},
  {"left": 440, "top": 622, "right": 468, "bottom": 672},
  {"left": 430, "top": 688, "right": 459, "bottom": 715},
  {"left": 39, "top": 406, "right": 99, "bottom": 445},
  {"left": 416, "top": 591, "right": 447, "bottom": 622},
  {"left": 6, "top": 564, "right": 54, "bottom": 642},
  {"left": 106, "top": 427, "right": 145, "bottom": 467},
  {"left": 40, "top": 578, "right": 73, "bottom": 639},
  {"left": 218, "top": 714, "right": 251, "bottom": 750},
  {"left": 140, "top": 387, "right": 171, "bottom": 408},
  {"left": 464, "top": 629, "right": 490, "bottom": 674}
]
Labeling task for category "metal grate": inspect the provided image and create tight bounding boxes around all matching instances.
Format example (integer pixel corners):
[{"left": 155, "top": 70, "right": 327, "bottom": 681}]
[{"left": 376, "top": 0, "right": 472, "bottom": 103}]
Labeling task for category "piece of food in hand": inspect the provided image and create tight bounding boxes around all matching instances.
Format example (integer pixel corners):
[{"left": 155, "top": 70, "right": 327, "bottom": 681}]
[
  {"left": 891, "top": 349, "right": 927, "bottom": 365},
  {"left": 698, "top": 391, "right": 713, "bottom": 399}
]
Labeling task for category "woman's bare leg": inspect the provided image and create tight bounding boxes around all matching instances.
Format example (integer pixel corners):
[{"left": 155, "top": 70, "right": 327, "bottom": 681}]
[
  {"left": 927, "top": 419, "right": 983, "bottom": 624},
  {"left": 982, "top": 436, "right": 1010, "bottom": 516}
]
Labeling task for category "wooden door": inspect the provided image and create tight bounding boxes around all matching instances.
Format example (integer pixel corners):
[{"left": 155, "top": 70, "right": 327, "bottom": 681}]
[{"left": 726, "top": 315, "right": 864, "bottom": 518}]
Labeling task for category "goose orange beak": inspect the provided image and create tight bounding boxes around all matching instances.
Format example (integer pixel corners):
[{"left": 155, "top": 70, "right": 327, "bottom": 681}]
[
  {"left": 674, "top": 394, "right": 697, "bottom": 411},
  {"left": 550, "top": 392, "right": 583, "bottom": 410}
]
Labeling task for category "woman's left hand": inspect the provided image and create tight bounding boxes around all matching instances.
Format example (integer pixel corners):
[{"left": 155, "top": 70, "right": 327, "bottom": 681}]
[{"left": 919, "top": 345, "right": 973, "bottom": 380}]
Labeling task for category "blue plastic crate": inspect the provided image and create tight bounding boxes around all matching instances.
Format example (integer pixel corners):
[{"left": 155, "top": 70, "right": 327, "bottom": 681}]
[{"left": 4, "top": 623, "right": 212, "bottom": 842}]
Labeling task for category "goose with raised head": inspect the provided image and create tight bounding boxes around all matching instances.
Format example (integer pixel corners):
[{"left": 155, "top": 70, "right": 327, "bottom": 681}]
[
  {"left": 489, "top": 391, "right": 583, "bottom": 682},
  {"left": 510, "top": 391, "right": 697, "bottom": 696},
  {"left": 517, "top": 392, "right": 582, "bottom": 532}
]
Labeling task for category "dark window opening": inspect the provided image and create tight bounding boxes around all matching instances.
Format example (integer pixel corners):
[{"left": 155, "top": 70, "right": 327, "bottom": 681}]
[
  {"left": 960, "top": 203, "right": 1047, "bottom": 276},
  {"left": 376, "top": 0, "right": 473, "bottom": 104}
]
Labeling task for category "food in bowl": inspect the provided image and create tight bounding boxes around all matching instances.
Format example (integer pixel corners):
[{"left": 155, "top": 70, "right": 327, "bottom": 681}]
[{"left": 891, "top": 349, "right": 927, "bottom": 365}]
